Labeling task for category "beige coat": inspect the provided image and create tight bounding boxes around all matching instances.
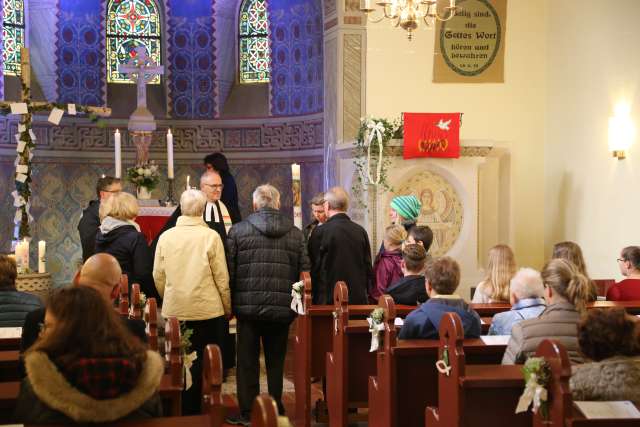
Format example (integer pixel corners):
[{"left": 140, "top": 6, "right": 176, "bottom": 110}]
[
  {"left": 502, "top": 302, "right": 583, "bottom": 365},
  {"left": 153, "top": 215, "right": 231, "bottom": 320}
]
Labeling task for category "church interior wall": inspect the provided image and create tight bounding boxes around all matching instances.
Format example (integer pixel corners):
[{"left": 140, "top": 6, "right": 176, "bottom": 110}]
[
  {"left": 363, "top": 0, "right": 548, "bottom": 277},
  {"left": 544, "top": 0, "right": 640, "bottom": 281}
]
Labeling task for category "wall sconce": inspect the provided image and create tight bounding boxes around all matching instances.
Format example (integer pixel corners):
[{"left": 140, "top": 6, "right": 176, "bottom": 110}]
[{"left": 608, "top": 103, "right": 635, "bottom": 160}]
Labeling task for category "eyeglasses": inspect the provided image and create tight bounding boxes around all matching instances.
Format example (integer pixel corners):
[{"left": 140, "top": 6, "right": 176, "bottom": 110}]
[
  {"left": 203, "top": 183, "right": 224, "bottom": 190},
  {"left": 617, "top": 258, "right": 626, "bottom": 263}
]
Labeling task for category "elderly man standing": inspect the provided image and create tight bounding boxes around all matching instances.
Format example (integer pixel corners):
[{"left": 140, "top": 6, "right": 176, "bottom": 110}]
[
  {"left": 153, "top": 189, "right": 230, "bottom": 415},
  {"left": 226, "top": 184, "right": 309, "bottom": 424},
  {"left": 309, "top": 186, "right": 373, "bottom": 305},
  {"left": 77, "top": 176, "right": 122, "bottom": 261}
]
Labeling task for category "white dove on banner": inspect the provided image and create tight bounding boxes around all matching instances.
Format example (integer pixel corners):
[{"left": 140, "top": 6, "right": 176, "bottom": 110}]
[{"left": 436, "top": 119, "right": 452, "bottom": 131}]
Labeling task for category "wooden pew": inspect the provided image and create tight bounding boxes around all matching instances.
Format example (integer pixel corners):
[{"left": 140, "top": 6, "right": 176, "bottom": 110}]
[
  {"left": 160, "top": 316, "right": 183, "bottom": 416},
  {"left": 424, "top": 312, "right": 530, "bottom": 427},
  {"left": 119, "top": 274, "right": 130, "bottom": 316},
  {"left": 144, "top": 297, "right": 159, "bottom": 352},
  {"left": 0, "top": 350, "right": 20, "bottom": 381},
  {"left": 130, "top": 283, "right": 142, "bottom": 320},
  {"left": 534, "top": 339, "right": 640, "bottom": 427},
  {"left": 368, "top": 296, "right": 508, "bottom": 427},
  {"left": 0, "top": 327, "right": 21, "bottom": 351},
  {"left": 294, "top": 275, "right": 415, "bottom": 427}
]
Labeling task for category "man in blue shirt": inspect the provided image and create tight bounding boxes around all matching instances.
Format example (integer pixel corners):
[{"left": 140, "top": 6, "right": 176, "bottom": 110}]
[
  {"left": 488, "top": 267, "right": 546, "bottom": 335},
  {"left": 398, "top": 256, "right": 481, "bottom": 339}
]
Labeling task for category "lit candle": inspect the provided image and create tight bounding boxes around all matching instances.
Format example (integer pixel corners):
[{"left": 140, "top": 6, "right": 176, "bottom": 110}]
[
  {"left": 114, "top": 129, "right": 122, "bottom": 178},
  {"left": 291, "top": 163, "right": 301, "bottom": 180},
  {"left": 167, "top": 129, "right": 174, "bottom": 179},
  {"left": 449, "top": 0, "right": 455, "bottom": 8},
  {"left": 360, "top": 0, "right": 372, "bottom": 10},
  {"left": 186, "top": 175, "right": 190, "bottom": 190},
  {"left": 38, "top": 240, "right": 46, "bottom": 273}
]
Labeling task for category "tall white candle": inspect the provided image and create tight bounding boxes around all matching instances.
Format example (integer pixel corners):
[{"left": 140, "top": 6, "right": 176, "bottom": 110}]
[
  {"left": 38, "top": 240, "right": 46, "bottom": 273},
  {"left": 114, "top": 129, "right": 122, "bottom": 178},
  {"left": 291, "top": 163, "right": 301, "bottom": 180},
  {"left": 291, "top": 163, "right": 302, "bottom": 229},
  {"left": 186, "top": 175, "right": 190, "bottom": 190},
  {"left": 14, "top": 243, "right": 23, "bottom": 273},
  {"left": 22, "top": 238, "right": 29, "bottom": 272},
  {"left": 167, "top": 129, "right": 174, "bottom": 179}
]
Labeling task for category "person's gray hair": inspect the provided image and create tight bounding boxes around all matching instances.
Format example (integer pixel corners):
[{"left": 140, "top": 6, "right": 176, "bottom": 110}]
[
  {"left": 253, "top": 184, "right": 280, "bottom": 209},
  {"left": 200, "top": 169, "right": 221, "bottom": 184},
  {"left": 180, "top": 189, "right": 207, "bottom": 217},
  {"left": 324, "top": 186, "right": 349, "bottom": 212},
  {"left": 510, "top": 267, "right": 544, "bottom": 300},
  {"left": 309, "top": 192, "right": 325, "bottom": 206}
]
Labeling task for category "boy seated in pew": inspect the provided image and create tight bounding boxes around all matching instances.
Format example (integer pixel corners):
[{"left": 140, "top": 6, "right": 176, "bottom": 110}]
[
  {"left": 398, "top": 257, "right": 481, "bottom": 339},
  {"left": 404, "top": 225, "right": 434, "bottom": 264},
  {"left": 570, "top": 308, "right": 640, "bottom": 403},
  {"left": 488, "top": 268, "right": 546, "bottom": 335},
  {"left": 386, "top": 244, "right": 429, "bottom": 306}
]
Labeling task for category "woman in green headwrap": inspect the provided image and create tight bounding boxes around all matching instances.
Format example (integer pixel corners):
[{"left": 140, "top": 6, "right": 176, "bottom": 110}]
[{"left": 389, "top": 195, "right": 422, "bottom": 231}]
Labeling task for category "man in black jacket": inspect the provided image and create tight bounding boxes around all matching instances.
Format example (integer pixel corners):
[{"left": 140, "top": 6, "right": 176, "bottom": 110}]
[
  {"left": 226, "top": 184, "right": 309, "bottom": 424},
  {"left": 308, "top": 186, "right": 373, "bottom": 305},
  {"left": 77, "top": 176, "right": 122, "bottom": 262}
]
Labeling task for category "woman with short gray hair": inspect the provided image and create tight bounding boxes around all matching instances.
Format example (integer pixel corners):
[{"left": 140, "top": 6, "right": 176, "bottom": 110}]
[{"left": 153, "top": 189, "right": 230, "bottom": 414}]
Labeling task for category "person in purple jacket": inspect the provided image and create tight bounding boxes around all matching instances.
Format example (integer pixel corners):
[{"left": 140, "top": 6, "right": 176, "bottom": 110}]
[{"left": 370, "top": 225, "right": 407, "bottom": 302}]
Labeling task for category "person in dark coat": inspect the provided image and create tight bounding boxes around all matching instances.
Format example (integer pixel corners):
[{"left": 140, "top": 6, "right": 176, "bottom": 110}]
[
  {"left": 399, "top": 256, "right": 481, "bottom": 340},
  {"left": 204, "top": 152, "right": 242, "bottom": 223},
  {"left": 94, "top": 192, "right": 159, "bottom": 300},
  {"left": 303, "top": 192, "right": 327, "bottom": 243},
  {"left": 0, "top": 255, "right": 42, "bottom": 328},
  {"left": 15, "top": 286, "right": 163, "bottom": 424},
  {"left": 386, "top": 244, "right": 429, "bottom": 306},
  {"left": 308, "top": 186, "right": 373, "bottom": 305},
  {"left": 77, "top": 176, "right": 122, "bottom": 262},
  {"left": 226, "top": 184, "right": 309, "bottom": 423},
  {"left": 21, "top": 253, "right": 146, "bottom": 353}
]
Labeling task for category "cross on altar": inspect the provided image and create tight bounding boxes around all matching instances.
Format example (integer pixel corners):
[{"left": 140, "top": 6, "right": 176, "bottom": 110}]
[
  {"left": 119, "top": 46, "right": 164, "bottom": 112},
  {"left": 0, "top": 47, "right": 111, "bottom": 239}
]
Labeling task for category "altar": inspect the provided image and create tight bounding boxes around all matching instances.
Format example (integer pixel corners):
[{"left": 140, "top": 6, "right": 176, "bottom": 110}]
[
  {"left": 335, "top": 139, "right": 511, "bottom": 299},
  {"left": 135, "top": 206, "right": 176, "bottom": 244}
]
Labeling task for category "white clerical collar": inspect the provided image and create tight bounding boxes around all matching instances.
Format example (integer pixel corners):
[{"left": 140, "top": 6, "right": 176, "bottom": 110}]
[{"left": 205, "top": 201, "right": 220, "bottom": 222}]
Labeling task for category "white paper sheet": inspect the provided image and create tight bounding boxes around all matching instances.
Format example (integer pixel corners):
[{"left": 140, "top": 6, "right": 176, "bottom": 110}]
[
  {"left": 16, "top": 164, "right": 28, "bottom": 174},
  {"left": 18, "top": 124, "right": 26, "bottom": 133},
  {"left": 67, "top": 103, "right": 77, "bottom": 115},
  {"left": 29, "top": 129, "right": 36, "bottom": 140},
  {"left": 10, "top": 103, "right": 28, "bottom": 114},
  {"left": 0, "top": 327, "right": 22, "bottom": 339},
  {"left": 15, "top": 173, "right": 28, "bottom": 183},
  {"left": 394, "top": 317, "right": 404, "bottom": 327},
  {"left": 574, "top": 401, "right": 640, "bottom": 419},
  {"left": 480, "top": 335, "right": 511, "bottom": 345},
  {"left": 48, "top": 107, "right": 64, "bottom": 125},
  {"left": 16, "top": 140, "right": 26, "bottom": 153}
]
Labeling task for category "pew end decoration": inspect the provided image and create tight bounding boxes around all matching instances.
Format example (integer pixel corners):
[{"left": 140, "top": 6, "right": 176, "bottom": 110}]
[
  {"left": 129, "top": 283, "right": 146, "bottom": 320},
  {"left": 352, "top": 116, "right": 401, "bottom": 208},
  {"left": 516, "top": 356, "right": 551, "bottom": 420},
  {"left": 367, "top": 307, "right": 385, "bottom": 352},
  {"left": 178, "top": 321, "right": 197, "bottom": 391},
  {"left": 291, "top": 280, "right": 305, "bottom": 314}
]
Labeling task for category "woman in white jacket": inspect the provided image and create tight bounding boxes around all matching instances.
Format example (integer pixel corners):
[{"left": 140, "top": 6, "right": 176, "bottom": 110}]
[{"left": 153, "top": 189, "right": 230, "bottom": 415}]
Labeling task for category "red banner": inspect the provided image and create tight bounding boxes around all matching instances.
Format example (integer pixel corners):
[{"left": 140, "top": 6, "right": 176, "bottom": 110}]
[{"left": 403, "top": 112, "right": 461, "bottom": 159}]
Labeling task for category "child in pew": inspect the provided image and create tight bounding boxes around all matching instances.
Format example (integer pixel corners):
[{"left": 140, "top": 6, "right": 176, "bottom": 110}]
[
  {"left": 502, "top": 258, "right": 592, "bottom": 365},
  {"left": 403, "top": 225, "right": 434, "bottom": 265},
  {"left": 398, "top": 257, "right": 481, "bottom": 339},
  {"left": 472, "top": 244, "right": 516, "bottom": 303},
  {"left": 488, "top": 268, "right": 546, "bottom": 335},
  {"left": 370, "top": 225, "right": 407, "bottom": 302},
  {"left": 570, "top": 308, "right": 640, "bottom": 403},
  {"left": 14, "top": 286, "right": 163, "bottom": 424},
  {"left": 386, "top": 244, "right": 429, "bottom": 306}
]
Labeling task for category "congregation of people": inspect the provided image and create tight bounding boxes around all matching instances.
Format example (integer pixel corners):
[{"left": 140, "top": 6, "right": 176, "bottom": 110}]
[{"left": 2, "top": 152, "right": 640, "bottom": 424}]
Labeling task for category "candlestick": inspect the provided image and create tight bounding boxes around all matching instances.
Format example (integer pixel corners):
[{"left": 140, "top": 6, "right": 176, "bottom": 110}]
[
  {"left": 38, "top": 240, "right": 46, "bottom": 273},
  {"left": 114, "top": 129, "right": 122, "bottom": 178},
  {"left": 167, "top": 129, "right": 174, "bottom": 179},
  {"left": 164, "top": 178, "right": 176, "bottom": 207}
]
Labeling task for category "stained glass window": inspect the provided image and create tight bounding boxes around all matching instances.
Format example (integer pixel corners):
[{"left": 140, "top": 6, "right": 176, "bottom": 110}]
[
  {"left": 106, "top": 0, "right": 161, "bottom": 84},
  {"left": 2, "top": 0, "right": 25, "bottom": 75},
  {"left": 239, "top": 0, "right": 270, "bottom": 84}
]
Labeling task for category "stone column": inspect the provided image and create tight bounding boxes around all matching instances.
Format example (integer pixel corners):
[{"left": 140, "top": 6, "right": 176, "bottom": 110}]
[{"left": 323, "top": 0, "right": 367, "bottom": 189}]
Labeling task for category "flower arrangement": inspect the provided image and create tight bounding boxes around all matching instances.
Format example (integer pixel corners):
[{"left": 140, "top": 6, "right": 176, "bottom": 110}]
[
  {"left": 126, "top": 161, "right": 160, "bottom": 191},
  {"left": 352, "top": 117, "right": 402, "bottom": 209},
  {"left": 367, "top": 307, "right": 386, "bottom": 352},
  {"left": 516, "top": 357, "right": 551, "bottom": 420}
]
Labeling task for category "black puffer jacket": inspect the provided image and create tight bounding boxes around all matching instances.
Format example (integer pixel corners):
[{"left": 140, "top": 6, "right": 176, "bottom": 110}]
[{"left": 227, "top": 208, "right": 310, "bottom": 323}]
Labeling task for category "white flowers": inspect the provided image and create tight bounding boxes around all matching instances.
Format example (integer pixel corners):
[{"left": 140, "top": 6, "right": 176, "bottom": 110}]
[{"left": 126, "top": 161, "right": 161, "bottom": 191}]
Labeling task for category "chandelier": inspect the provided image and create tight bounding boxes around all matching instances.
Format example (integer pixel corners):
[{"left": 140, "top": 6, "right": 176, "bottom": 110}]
[{"left": 360, "top": 0, "right": 458, "bottom": 40}]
